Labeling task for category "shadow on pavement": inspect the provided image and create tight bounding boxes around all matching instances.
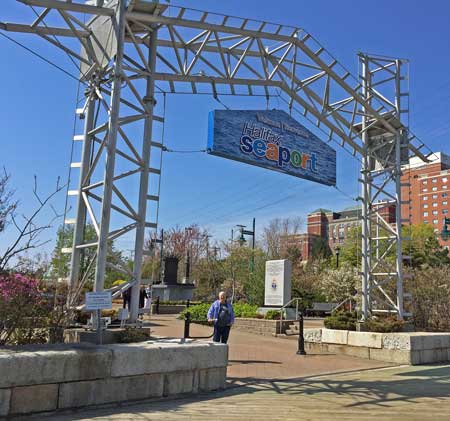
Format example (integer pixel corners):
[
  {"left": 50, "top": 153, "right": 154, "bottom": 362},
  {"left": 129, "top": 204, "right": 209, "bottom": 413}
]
[{"left": 42, "top": 364, "right": 450, "bottom": 420}]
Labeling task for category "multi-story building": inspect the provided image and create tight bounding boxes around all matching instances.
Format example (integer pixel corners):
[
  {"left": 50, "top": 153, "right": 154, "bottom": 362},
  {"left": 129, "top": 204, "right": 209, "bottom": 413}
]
[
  {"left": 401, "top": 151, "right": 450, "bottom": 248},
  {"left": 280, "top": 204, "right": 396, "bottom": 261}
]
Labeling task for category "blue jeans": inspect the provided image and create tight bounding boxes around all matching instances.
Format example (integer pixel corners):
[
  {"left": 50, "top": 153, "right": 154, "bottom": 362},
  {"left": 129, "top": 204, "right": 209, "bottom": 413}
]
[{"left": 213, "top": 325, "right": 231, "bottom": 343}]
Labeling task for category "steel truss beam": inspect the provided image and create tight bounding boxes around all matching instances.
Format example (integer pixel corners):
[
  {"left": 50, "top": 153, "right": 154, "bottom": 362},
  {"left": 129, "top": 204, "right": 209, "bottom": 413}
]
[{"left": 3, "top": 0, "right": 426, "bottom": 321}]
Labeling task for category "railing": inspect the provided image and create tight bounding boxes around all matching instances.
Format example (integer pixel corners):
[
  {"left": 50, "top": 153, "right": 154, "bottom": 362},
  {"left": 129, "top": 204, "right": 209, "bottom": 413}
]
[
  {"left": 331, "top": 296, "right": 355, "bottom": 314},
  {"left": 278, "top": 297, "right": 304, "bottom": 335}
]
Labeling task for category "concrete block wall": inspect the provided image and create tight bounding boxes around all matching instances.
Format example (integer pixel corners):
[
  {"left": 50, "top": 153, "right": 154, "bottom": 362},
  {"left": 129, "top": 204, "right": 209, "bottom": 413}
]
[
  {"left": 304, "top": 328, "right": 450, "bottom": 365},
  {"left": 233, "top": 318, "right": 292, "bottom": 336},
  {"left": 0, "top": 340, "right": 228, "bottom": 417}
]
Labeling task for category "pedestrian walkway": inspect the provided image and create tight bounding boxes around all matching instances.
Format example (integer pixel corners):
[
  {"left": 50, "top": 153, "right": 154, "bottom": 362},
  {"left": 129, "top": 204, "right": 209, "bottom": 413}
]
[
  {"left": 45, "top": 364, "right": 450, "bottom": 420},
  {"left": 148, "top": 315, "right": 389, "bottom": 380},
  {"left": 36, "top": 315, "right": 450, "bottom": 420}
]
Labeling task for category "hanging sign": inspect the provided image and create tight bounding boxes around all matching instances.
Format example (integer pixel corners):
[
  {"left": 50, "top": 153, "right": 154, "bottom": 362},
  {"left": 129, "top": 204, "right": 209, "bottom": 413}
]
[{"left": 207, "top": 110, "right": 336, "bottom": 186}]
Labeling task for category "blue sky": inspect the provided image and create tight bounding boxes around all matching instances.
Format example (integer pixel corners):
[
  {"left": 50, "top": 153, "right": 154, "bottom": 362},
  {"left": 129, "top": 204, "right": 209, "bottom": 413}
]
[{"left": 1, "top": 0, "right": 450, "bottom": 257}]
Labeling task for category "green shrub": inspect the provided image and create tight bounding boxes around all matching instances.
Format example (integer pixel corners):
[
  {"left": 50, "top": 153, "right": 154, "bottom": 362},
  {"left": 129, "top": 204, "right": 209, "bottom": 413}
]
[
  {"left": 264, "top": 309, "right": 281, "bottom": 320},
  {"left": 233, "top": 303, "right": 258, "bottom": 318},
  {"left": 324, "top": 311, "right": 357, "bottom": 331},
  {"left": 178, "top": 303, "right": 210, "bottom": 321},
  {"left": 360, "top": 317, "right": 405, "bottom": 333},
  {"left": 116, "top": 328, "right": 150, "bottom": 343},
  {"left": 178, "top": 302, "right": 259, "bottom": 321}
]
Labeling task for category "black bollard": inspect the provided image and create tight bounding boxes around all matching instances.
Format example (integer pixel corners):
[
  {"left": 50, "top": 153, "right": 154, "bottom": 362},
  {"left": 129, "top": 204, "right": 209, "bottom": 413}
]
[
  {"left": 186, "top": 299, "right": 190, "bottom": 308},
  {"left": 184, "top": 312, "right": 191, "bottom": 339},
  {"left": 296, "top": 312, "right": 307, "bottom": 355},
  {"left": 155, "top": 296, "right": 160, "bottom": 314}
]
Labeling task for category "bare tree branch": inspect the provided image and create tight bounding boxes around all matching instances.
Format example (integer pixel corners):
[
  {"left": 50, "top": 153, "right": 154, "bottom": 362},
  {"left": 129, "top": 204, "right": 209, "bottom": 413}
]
[{"left": 0, "top": 175, "right": 66, "bottom": 272}]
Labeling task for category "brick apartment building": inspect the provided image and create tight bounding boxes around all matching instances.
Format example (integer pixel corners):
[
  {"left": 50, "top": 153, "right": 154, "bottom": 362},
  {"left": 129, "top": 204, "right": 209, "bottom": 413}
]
[
  {"left": 280, "top": 205, "right": 396, "bottom": 261},
  {"left": 280, "top": 151, "right": 450, "bottom": 261},
  {"left": 401, "top": 151, "right": 450, "bottom": 248}
]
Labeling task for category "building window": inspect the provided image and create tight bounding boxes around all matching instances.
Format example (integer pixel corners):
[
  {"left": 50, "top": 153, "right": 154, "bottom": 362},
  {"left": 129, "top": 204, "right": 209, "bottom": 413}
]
[
  {"left": 433, "top": 194, "right": 438, "bottom": 199},
  {"left": 423, "top": 204, "right": 429, "bottom": 209},
  {"left": 423, "top": 212, "right": 429, "bottom": 217},
  {"left": 443, "top": 177, "right": 448, "bottom": 183},
  {"left": 422, "top": 180, "right": 427, "bottom": 185},
  {"left": 432, "top": 178, "right": 437, "bottom": 183},
  {"left": 444, "top": 210, "right": 448, "bottom": 215},
  {"left": 433, "top": 202, "right": 438, "bottom": 207},
  {"left": 422, "top": 188, "right": 428, "bottom": 192},
  {"left": 432, "top": 187, "right": 438, "bottom": 191},
  {"left": 443, "top": 193, "right": 448, "bottom": 198},
  {"left": 444, "top": 185, "right": 448, "bottom": 190},
  {"left": 433, "top": 220, "right": 439, "bottom": 225},
  {"left": 424, "top": 221, "right": 428, "bottom": 224},
  {"left": 443, "top": 201, "right": 448, "bottom": 206},
  {"left": 423, "top": 196, "right": 428, "bottom": 200},
  {"left": 434, "top": 227, "right": 439, "bottom": 232},
  {"left": 433, "top": 210, "right": 438, "bottom": 215}
]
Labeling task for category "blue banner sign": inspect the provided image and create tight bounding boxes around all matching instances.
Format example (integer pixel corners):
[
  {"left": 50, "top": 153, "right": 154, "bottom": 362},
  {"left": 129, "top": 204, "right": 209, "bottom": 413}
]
[{"left": 207, "top": 110, "right": 336, "bottom": 186}]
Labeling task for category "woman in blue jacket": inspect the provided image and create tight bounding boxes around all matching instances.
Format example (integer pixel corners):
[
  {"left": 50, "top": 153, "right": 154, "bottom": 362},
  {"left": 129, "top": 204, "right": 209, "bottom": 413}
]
[{"left": 207, "top": 291, "right": 235, "bottom": 344}]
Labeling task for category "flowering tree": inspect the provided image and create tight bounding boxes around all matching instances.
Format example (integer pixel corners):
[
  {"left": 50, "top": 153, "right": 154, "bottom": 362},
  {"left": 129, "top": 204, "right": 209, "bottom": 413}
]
[
  {"left": 0, "top": 274, "right": 49, "bottom": 345},
  {"left": 318, "top": 263, "right": 359, "bottom": 304}
]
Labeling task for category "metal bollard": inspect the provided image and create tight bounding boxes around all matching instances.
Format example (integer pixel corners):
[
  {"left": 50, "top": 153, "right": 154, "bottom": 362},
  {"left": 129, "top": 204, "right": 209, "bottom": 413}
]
[
  {"left": 186, "top": 299, "right": 190, "bottom": 308},
  {"left": 155, "top": 297, "right": 160, "bottom": 314},
  {"left": 297, "top": 312, "right": 307, "bottom": 355},
  {"left": 184, "top": 312, "right": 191, "bottom": 339}
]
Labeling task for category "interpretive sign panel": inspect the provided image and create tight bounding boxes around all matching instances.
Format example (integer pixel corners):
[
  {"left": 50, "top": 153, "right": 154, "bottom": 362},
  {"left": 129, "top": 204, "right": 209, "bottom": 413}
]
[
  {"left": 264, "top": 259, "right": 292, "bottom": 306},
  {"left": 208, "top": 110, "right": 336, "bottom": 186},
  {"left": 85, "top": 291, "right": 112, "bottom": 311}
]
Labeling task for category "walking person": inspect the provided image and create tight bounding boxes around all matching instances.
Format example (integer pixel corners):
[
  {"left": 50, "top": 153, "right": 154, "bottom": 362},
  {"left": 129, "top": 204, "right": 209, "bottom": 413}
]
[{"left": 207, "top": 291, "right": 234, "bottom": 344}]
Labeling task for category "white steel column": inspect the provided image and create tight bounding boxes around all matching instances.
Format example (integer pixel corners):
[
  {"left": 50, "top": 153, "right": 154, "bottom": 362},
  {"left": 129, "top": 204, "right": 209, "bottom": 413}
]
[
  {"left": 129, "top": 26, "right": 159, "bottom": 322},
  {"left": 360, "top": 55, "right": 371, "bottom": 321},
  {"left": 94, "top": 0, "right": 126, "bottom": 292},
  {"left": 68, "top": 90, "right": 96, "bottom": 300}
]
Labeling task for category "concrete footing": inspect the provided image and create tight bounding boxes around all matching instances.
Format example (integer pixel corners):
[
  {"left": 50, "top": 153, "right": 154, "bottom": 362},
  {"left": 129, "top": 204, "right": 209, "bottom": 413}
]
[{"left": 0, "top": 339, "right": 227, "bottom": 417}]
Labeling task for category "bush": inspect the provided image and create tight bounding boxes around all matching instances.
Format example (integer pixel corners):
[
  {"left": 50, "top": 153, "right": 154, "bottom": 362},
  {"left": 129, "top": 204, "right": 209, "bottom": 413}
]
[
  {"left": 116, "top": 328, "right": 150, "bottom": 343},
  {"left": 179, "top": 303, "right": 210, "bottom": 321},
  {"left": 264, "top": 310, "right": 281, "bottom": 320},
  {"left": 233, "top": 303, "right": 258, "bottom": 318},
  {"left": 324, "top": 311, "right": 357, "bottom": 331},
  {"left": 178, "top": 302, "right": 259, "bottom": 321},
  {"left": 0, "top": 274, "right": 50, "bottom": 345},
  {"left": 360, "top": 317, "right": 404, "bottom": 333}
]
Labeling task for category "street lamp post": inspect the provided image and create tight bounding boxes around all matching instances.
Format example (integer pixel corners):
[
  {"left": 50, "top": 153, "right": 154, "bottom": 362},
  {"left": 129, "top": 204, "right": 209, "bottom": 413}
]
[
  {"left": 236, "top": 218, "right": 256, "bottom": 271},
  {"left": 335, "top": 246, "right": 340, "bottom": 269},
  {"left": 183, "top": 227, "right": 193, "bottom": 284}
]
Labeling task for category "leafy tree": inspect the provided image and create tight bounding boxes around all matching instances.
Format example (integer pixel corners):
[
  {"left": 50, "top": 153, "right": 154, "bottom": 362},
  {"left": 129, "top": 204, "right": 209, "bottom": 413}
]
[
  {"left": 50, "top": 224, "right": 128, "bottom": 289},
  {"left": 402, "top": 223, "right": 450, "bottom": 267}
]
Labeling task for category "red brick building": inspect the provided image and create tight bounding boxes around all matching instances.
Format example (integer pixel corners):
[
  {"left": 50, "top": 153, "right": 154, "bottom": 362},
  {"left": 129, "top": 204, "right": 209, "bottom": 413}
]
[
  {"left": 280, "top": 203, "right": 396, "bottom": 262},
  {"left": 401, "top": 152, "right": 450, "bottom": 248}
]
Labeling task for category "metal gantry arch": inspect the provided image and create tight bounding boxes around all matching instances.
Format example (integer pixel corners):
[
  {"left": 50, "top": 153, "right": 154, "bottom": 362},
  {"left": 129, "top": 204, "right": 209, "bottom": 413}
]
[{"left": 2, "top": 0, "right": 430, "bottom": 322}]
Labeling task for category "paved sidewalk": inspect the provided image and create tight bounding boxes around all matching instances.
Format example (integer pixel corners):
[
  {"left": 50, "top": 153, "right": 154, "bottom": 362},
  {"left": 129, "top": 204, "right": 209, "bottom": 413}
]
[{"left": 148, "top": 315, "right": 390, "bottom": 380}]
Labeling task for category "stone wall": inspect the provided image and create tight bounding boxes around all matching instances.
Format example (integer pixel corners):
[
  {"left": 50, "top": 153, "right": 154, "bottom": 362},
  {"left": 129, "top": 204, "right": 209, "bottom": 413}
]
[
  {"left": 233, "top": 318, "right": 293, "bottom": 336},
  {"left": 0, "top": 339, "right": 228, "bottom": 417},
  {"left": 305, "top": 328, "right": 450, "bottom": 365}
]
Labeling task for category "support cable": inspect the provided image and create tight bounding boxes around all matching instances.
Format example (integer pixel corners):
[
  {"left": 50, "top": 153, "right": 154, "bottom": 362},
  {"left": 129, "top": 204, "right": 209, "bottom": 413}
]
[{"left": 0, "top": 30, "right": 82, "bottom": 83}]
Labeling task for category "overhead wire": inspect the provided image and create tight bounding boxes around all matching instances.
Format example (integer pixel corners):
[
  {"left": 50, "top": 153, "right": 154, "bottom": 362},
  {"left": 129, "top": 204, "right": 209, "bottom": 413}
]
[{"left": 0, "top": 31, "right": 83, "bottom": 83}]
